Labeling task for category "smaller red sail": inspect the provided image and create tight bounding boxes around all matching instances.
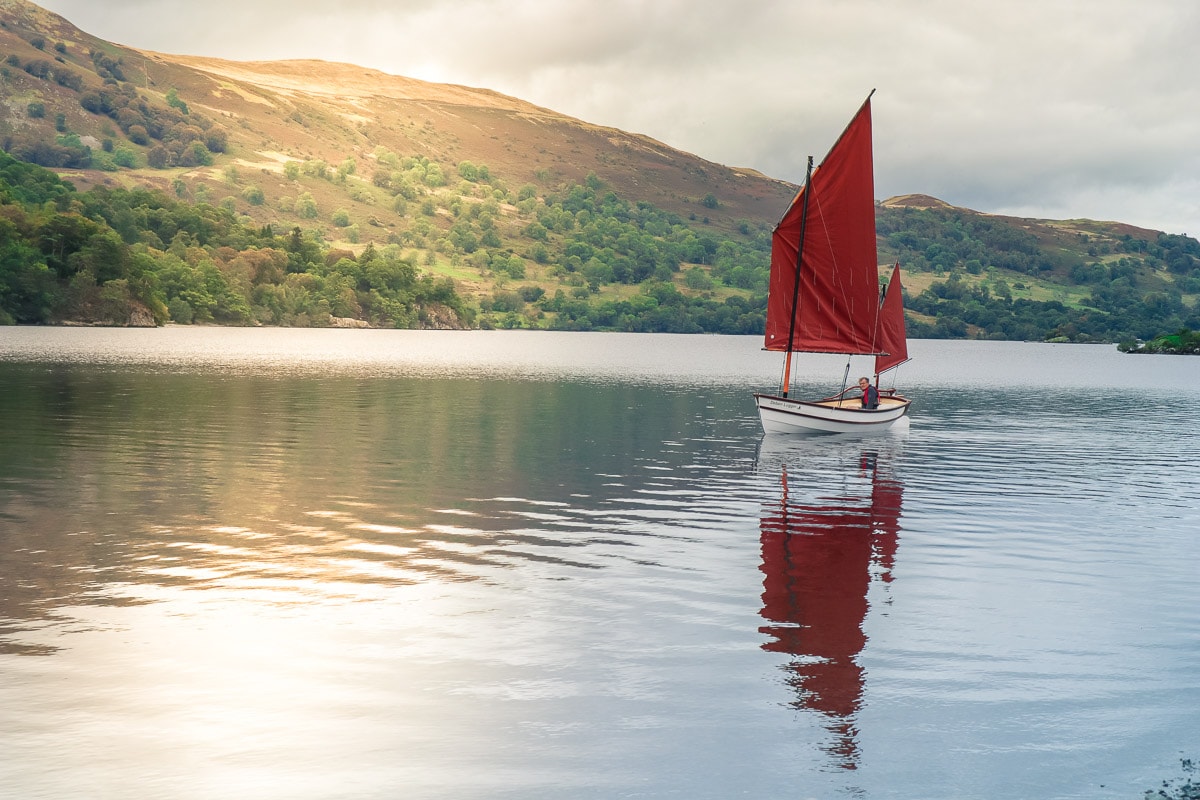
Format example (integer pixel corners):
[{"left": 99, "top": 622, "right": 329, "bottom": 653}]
[
  {"left": 873, "top": 264, "right": 909, "bottom": 376},
  {"left": 764, "top": 94, "right": 881, "bottom": 354}
]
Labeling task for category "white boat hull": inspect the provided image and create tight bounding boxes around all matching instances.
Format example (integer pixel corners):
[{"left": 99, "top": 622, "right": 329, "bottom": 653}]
[{"left": 755, "top": 393, "right": 911, "bottom": 435}]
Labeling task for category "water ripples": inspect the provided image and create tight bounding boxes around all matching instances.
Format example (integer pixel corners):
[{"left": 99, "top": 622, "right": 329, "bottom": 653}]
[{"left": 3, "top": 336, "right": 1199, "bottom": 799}]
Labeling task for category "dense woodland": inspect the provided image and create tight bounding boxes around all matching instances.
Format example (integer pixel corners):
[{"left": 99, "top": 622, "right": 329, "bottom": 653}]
[{"left": 1, "top": 4, "right": 1198, "bottom": 341}]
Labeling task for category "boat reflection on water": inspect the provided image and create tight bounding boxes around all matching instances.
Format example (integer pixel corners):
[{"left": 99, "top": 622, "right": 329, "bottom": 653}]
[{"left": 757, "top": 439, "right": 904, "bottom": 770}]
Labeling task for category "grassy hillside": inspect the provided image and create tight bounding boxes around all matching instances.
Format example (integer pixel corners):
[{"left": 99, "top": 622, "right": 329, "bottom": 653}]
[
  {"left": 877, "top": 195, "right": 1200, "bottom": 341},
  {"left": 0, "top": 0, "right": 796, "bottom": 327},
  {"left": 1, "top": 0, "right": 1197, "bottom": 341}
]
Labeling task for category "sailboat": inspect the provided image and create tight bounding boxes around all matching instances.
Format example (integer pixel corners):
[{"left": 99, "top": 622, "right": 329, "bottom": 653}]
[{"left": 755, "top": 92, "right": 912, "bottom": 435}]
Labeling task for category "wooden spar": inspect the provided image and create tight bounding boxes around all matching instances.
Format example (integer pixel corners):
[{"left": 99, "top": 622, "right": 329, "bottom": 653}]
[{"left": 781, "top": 155, "right": 815, "bottom": 398}]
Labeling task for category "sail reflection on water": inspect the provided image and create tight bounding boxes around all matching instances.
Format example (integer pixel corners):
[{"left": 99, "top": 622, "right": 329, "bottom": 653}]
[{"left": 757, "top": 444, "right": 904, "bottom": 770}]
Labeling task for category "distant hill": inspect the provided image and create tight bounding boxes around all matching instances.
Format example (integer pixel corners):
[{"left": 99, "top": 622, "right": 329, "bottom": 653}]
[
  {"left": 874, "top": 195, "right": 1200, "bottom": 341},
  {"left": 0, "top": 0, "right": 1197, "bottom": 340}
]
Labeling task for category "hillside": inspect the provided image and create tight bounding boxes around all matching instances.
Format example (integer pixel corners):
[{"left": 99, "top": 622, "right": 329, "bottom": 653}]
[
  {"left": 0, "top": 0, "right": 791, "bottom": 228},
  {"left": 876, "top": 195, "right": 1200, "bottom": 341},
  {"left": 0, "top": 0, "right": 1197, "bottom": 340}
]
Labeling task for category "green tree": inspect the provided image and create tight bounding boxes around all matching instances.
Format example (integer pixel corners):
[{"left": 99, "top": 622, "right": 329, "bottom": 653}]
[
  {"left": 112, "top": 146, "right": 138, "bottom": 169},
  {"left": 423, "top": 163, "right": 446, "bottom": 187},
  {"left": 684, "top": 267, "right": 714, "bottom": 290},
  {"left": 296, "top": 192, "right": 318, "bottom": 219},
  {"left": 457, "top": 161, "right": 479, "bottom": 182},
  {"left": 241, "top": 185, "right": 265, "bottom": 205},
  {"left": 165, "top": 87, "right": 189, "bottom": 115},
  {"left": 302, "top": 159, "right": 330, "bottom": 180},
  {"left": 186, "top": 142, "right": 213, "bottom": 167}
]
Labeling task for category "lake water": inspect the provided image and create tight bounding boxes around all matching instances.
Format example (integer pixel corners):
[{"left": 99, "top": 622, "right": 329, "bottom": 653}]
[{"left": 1, "top": 328, "right": 1198, "bottom": 800}]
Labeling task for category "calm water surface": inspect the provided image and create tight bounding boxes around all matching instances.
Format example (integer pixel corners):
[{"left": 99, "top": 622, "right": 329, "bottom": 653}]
[{"left": 1, "top": 328, "right": 1198, "bottom": 799}]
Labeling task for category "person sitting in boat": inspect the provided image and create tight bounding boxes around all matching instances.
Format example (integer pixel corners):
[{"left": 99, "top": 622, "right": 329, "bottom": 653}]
[{"left": 858, "top": 377, "right": 879, "bottom": 409}]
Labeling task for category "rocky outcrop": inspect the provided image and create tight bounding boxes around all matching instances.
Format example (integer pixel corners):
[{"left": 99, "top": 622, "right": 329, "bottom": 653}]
[
  {"left": 420, "top": 303, "right": 465, "bottom": 330},
  {"left": 329, "top": 316, "right": 371, "bottom": 329}
]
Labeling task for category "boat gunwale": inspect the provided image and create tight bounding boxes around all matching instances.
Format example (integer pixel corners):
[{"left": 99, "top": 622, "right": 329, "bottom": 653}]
[{"left": 754, "top": 392, "right": 911, "bottom": 416}]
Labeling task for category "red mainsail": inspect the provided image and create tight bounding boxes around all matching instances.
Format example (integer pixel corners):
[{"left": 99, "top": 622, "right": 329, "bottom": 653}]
[
  {"left": 764, "top": 95, "right": 881, "bottom": 354},
  {"left": 874, "top": 263, "right": 909, "bottom": 376}
]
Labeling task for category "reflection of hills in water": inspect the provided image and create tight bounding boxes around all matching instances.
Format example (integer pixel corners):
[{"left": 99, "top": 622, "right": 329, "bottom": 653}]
[{"left": 757, "top": 437, "right": 905, "bottom": 770}]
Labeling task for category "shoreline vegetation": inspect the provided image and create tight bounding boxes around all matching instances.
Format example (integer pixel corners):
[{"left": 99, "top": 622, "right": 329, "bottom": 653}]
[
  {"left": 3, "top": 145, "right": 1199, "bottom": 342},
  {"left": 1119, "top": 329, "right": 1200, "bottom": 355}
]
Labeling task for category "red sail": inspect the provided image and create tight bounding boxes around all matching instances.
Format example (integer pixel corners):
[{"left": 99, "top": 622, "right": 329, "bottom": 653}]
[
  {"left": 764, "top": 95, "right": 880, "bottom": 354},
  {"left": 874, "top": 263, "right": 909, "bottom": 376}
]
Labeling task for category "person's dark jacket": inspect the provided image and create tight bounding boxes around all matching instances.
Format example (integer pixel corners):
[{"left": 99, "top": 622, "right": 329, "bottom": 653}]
[{"left": 862, "top": 384, "right": 879, "bottom": 409}]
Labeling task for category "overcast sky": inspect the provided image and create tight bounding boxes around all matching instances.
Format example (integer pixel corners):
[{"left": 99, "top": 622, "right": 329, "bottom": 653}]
[{"left": 31, "top": 0, "right": 1200, "bottom": 235}]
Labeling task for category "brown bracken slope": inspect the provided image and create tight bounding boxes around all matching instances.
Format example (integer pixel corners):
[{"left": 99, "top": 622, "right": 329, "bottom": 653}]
[{"left": 0, "top": 0, "right": 795, "bottom": 234}]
